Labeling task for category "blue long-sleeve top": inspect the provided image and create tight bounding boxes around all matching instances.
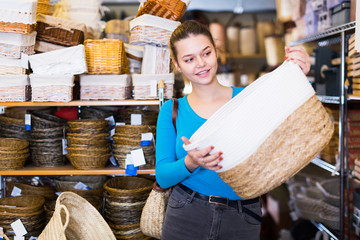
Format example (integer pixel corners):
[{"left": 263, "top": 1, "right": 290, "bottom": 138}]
[{"left": 155, "top": 86, "right": 244, "bottom": 200}]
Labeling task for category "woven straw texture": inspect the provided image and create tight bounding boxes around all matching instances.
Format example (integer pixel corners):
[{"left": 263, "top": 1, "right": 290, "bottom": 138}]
[
  {"left": 84, "top": 39, "right": 129, "bottom": 74},
  {"left": 218, "top": 95, "right": 334, "bottom": 199},
  {"left": 6, "top": 181, "right": 57, "bottom": 200},
  {"left": 32, "top": 85, "right": 73, "bottom": 102},
  {"left": 0, "top": 65, "right": 26, "bottom": 75},
  {"left": 0, "top": 85, "right": 30, "bottom": 102},
  {"left": 140, "top": 186, "right": 170, "bottom": 239},
  {"left": 38, "top": 192, "right": 116, "bottom": 240},
  {"left": 0, "top": 42, "right": 35, "bottom": 58},
  {"left": 0, "top": 22, "right": 34, "bottom": 34},
  {"left": 80, "top": 85, "right": 132, "bottom": 101},
  {"left": 136, "top": 0, "right": 187, "bottom": 21},
  {"left": 133, "top": 83, "right": 174, "bottom": 100},
  {"left": 130, "top": 25, "right": 172, "bottom": 46}
]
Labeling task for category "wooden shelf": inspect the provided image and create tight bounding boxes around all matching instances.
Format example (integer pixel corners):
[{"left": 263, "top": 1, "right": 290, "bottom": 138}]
[
  {"left": 0, "top": 100, "right": 159, "bottom": 107},
  {"left": 0, "top": 164, "right": 155, "bottom": 176}
]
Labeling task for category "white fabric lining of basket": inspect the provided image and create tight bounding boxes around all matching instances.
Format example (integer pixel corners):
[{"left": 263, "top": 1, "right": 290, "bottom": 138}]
[
  {"left": 37, "top": 14, "right": 87, "bottom": 33},
  {"left": 80, "top": 74, "right": 131, "bottom": 86},
  {"left": 125, "top": 43, "right": 144, "bottom": 58},
  {"left": 183, "top": 61, "right": 315, "bottom": 172},
  {"left": 0, "top": 54, "right": 29, "bottom": 68},
  {"left": 29, "top": 74, "right": 74, "bottom": 86},
  {"left": 129, "top": 14, "right": 181, "bottom": 32},
  {"left": 29, "top": 44, "right": 87, "bottom": 75},
  {"left": 0, "top": 31, "right": 36, "bottom": 46},
  {"left": 141, "top": 45, "right": 170, "bottom": 74},
  {"left": 0, "top": 0, "right": 37, "bottom": 24},
  {"left": 35, "top": 40, "right": 67, "bottom": 53},
  {"left": 132, "top": 73, "right": 174, "bottom": 97},
  {"left": 0, "top": 75, "right": 29, "bottom": 86}
]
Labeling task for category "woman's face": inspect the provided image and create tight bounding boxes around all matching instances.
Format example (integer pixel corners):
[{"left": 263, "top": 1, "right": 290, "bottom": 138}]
[{"left": 173, "top": 34, "right": 218, "bottom": 87}]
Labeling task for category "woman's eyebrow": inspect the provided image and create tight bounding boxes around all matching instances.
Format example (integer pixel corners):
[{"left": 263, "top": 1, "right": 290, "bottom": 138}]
[{"left": 182, "top": 46, "right": 211, "bottom": 59}]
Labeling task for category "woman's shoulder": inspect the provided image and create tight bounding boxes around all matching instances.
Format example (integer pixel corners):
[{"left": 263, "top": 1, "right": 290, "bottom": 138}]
[{"left": 232, "top": 86, "right": 245, "bottom": 97}]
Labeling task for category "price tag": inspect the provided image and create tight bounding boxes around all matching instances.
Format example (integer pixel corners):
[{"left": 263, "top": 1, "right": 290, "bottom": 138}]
[
  {"left": 105, "top": 116, "right": 115, "bottom": 126},
  {"left": 10, "top": 186, "right": 22, "bottom": 197},
  {"left": 29, "top": 237, "right": 37, "bottom": 240},
  {"left": 150, "top": 80, "right": 158, "bottom": 97},
  {"left": 130, "top": 114, "right": 142, "bottom": 125},
  {"left": 131, "top": 148, "right": 146, "bottom": 167},
  {"left": 74, "top": 182, "right": 91, "bottom": 190},
  {"left": 140, "top": 132, "right": 153, "bottom": 146},
  {"left": 115, "top": 122, "right": 125, "bottom": 126},
  {"left": 62, "top": 139, "right": 68, "bottom": 155},
  {"left": 109, "top": 155, "right": 119, "bottom": 167},
  {"left": 110, "top": 128, "right": 115, "bottom": 137},
  {"left": 25, "top": 114, "right": 31, "bottom": 131},
  {"left": 11, "top": 219, "right": 27, "bottom": 237}
]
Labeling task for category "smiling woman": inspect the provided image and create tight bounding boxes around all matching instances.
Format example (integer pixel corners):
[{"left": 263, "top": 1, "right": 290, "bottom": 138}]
[{"left": 155, "top": 20, "right": 311, "bottom": 240}]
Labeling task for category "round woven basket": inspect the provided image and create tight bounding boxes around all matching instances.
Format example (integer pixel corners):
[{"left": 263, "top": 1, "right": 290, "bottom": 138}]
[
  {"left": 104, "top": 176, "right": 153, "bottom": 197},
  {"left": 30, "top": 127, "right": 64, "bottom": 139},
  {"left": 67, "top": 119, "right": 109, "bottom": 129},
  {"left": 0, "top": 138, "right": 29, "bottom": 150},
  {"left": 0, "top": 128, "right": 30, "bottom": 140},
  {"left": 0, "top": 195, "right": 45, "bottom": 213},
  {"left": 6, "top": 182, "right": 57, "bottom": 200},
  {"left": 67, "top": 132, "right": 109, "bottom": 139},
  {"left": 0, "top": 154, "right": 28, "bottom": 170},
  {"left": 66, "top": 146, "right": 110, "bottom": 155},
  {"left": 116, "top": 108, "right": 158, "bottom": 125},
  {"left": 31, "top": 152, "right": 66, "bottom": 167},
  {"left": 37, "top": 192, "right": 116, "bottom": 240},
  {"left": 0, "top": 122, "right": 26, "bottom": 131},
  {"left": 114, "top": 125, "right": 156, "bottom": 135},
  {"left": 0, "top": 148, "right": 29, "bottom": 158},
  {"left": 67, "top": 153, "right": 111, "bottom": 169},
  {"left": 55, "top": 175, "right": 107, "bottom": 189},
  {"left": 80, "top": 107, "right": 116, "bottom": 120},
  {"left": 113, "top": 135, "right": 141, "bottom": 146},
  {"left": 67, "top": 137, "right": 110, "bottom": 146},
  {"left": 31, "top": 111, "right": 66, "bottom": 129},
  {"left": 0, "top": 112, "right": 25, "bottom": 125},
  {"left": 66, "top": 125, "right": 110, "bottom": 134}
]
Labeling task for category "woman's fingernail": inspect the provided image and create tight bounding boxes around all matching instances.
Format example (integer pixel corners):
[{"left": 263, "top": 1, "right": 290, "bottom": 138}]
[
  {"left": 290, "top": 58, "right": 294, "bottom": 60},
  {"left": 284, "top": 56, "right": 288, "bottom": 60},
  {"left": 211, "top": 146, "right": 214, "bottom": 150},
  {"left": 219, "top": 157, "right": 223, "bottom": 160}
]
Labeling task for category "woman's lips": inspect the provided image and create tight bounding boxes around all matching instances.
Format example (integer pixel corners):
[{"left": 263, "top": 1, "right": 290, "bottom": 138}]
[{"left": 195, "top": 69, "right": 210, "bottom": 77}]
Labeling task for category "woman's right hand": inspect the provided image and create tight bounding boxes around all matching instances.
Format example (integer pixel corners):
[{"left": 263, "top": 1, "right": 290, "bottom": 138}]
[{"left": 181, "top": 136, "right": 223, "bottom": 172}]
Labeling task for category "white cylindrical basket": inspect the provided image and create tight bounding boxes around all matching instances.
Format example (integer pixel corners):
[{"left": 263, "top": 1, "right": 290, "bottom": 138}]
[{"left": 183, "top": 61, "right": 334, "bottom": 199}]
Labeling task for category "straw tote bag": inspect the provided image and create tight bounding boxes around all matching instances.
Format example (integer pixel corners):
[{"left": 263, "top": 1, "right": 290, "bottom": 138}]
[
  {"left": 38, "top": 192, "right": 116, "bottom": 240},
  {"left": 140, "top": 98, "right": 178, "bottom": 239},
  {"left": 183, "top": 61, "right": 334, "bottom": 199}
]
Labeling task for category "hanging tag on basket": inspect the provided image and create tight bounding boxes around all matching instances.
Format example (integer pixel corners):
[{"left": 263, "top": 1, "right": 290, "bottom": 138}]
[
  {"left": 10, "top": 186, "right": 22, "bottom": 197},
  {"left": 11, "top": 219, "right": 27, "bottom": 238},
  {"left": 62, "top": 138, "right": 68, "bottom": 155},
  {"left": 105, "top": 116, "right": 115, "bottom": 126},
  {"left": 109, "top": 155, "right": 119, "bottom": 167},
  {"left": 25, "top": 114, "right": 31, "bottom": 131},
  {"left": 0, "top": 227, "right": 4, "bottom": 240},
  {"left": 131, "top": 114, "right": 142, "bottom": 125},
  {"left": 131, "top": 148, "right": 146, "bottom": 167},
  {"left": 125, "top": 154, "right": 138, "bottom": 176},
  {"left": 140, "top": 132, "right": 153, "bottom": 146},
  {"left": 74, "top": 182, "right": 92, "bottom": 190},
  {"left": 28, "top": 237, "right": 37, "bottom": 240}
]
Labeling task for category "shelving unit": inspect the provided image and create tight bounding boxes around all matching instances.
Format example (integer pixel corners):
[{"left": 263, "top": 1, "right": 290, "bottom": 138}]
[{"left": 290, "top": 21, "right": 357, "bottom": 239}]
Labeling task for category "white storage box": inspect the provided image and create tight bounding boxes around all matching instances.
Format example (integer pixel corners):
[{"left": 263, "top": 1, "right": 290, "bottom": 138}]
[
  {"left": 125, "top": 43, "right": 144, "bottom": 74},
  {"left": 29, "top": 45, "right": 87, "bottom": 75},
  {"left": 0, "top": 31, "right": 36, "bottom": 58},
  {"left": 80, "top": 74, "right": 132, "bottom": 100},
  {"left": 0, "top": 75, "right": 30, "bottom": 102},
  {"left": 0, "top": 56, "right": 28, "bottom": 75},
  {"left": 132, "top": 73, "right": 174, "bottom": 99},
  {"left": 129, "top": 14, "right": 180, "bottom": 46},
  {"left": 141, "top": 45, "right": 171, "bottom": 74},
  {"left": 30, "top": 74, "right": 74, "bottom": 102}
]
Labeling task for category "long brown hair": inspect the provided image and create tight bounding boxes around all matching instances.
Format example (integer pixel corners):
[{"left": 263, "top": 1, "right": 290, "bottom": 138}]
[{"left": 169, "top": 20, "right": 215, "bottom": 63}]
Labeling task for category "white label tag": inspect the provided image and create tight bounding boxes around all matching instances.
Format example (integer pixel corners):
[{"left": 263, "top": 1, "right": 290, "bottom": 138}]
[
  {"left": 29, "top": 237, "right": 37, "bottom": 240},
  {"left": 141, "top": 132, "right": 153, "bottom": 141},
  {"left": 150, "top": 80, "right": 158, "bottom": 97},
  {"left": 55, "top": 192, "right": 62, "bottom": 196},
  {"left": 74, "top": 182, "right": 91, "bottom": 190},
  {"left": 10, "top": 186, "right": 22, "bottom": 197},
  {"left": 14, "top": 236, "right": 25, "bottom": 240},
  {"left": 105, "top": 116, "right": 115, "bottom": 126},
  {"left": 115, "top": 122, "right": 125, "bottom": 126},
  {"left": 131, "top": 148, "right": 146, "bottom": 167},
  {"left": 110, "top": 128, "right": 115, "bottom": 137},
  {"left": 62, "top": 138, "right": 68, "bottom": 155},
  {"left": 11, "top": 219, "right": 27, "bottom": 237},
  {"left": 125, "top": 154, "right": 134, "bottom": 166},
  {"left": 109, "top": 155, "right": 118, "bottom": 167},
  {"left": 25, "top": 114, "right": 31, "bottom": 130},
  {"left": 20, "top": 53, "right": 29, "bottom": 69},
  {"left": 130, "top": 114, "right": 142, "bottom": 125}
]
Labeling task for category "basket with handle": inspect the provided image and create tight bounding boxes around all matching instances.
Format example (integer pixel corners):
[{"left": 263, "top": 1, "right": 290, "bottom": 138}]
[
  {"left": 136, "top": 0, "right": 187, "bottom": 21},
  {"left": 84, "top": 39, "right": 129, "bottom": 74}
]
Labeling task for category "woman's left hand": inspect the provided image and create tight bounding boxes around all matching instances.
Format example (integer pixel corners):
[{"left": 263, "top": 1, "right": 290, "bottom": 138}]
[{"left": 285, "top": 46, "right": 311, "bottom": 75}]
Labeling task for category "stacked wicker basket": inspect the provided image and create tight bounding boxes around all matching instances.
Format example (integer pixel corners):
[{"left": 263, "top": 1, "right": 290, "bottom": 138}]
[
  {"left": 113, "top": 125, "right": 156, "bottom": 169},
  {"left": 29, "top": 111, "right": 66, "bottom": 167},
  {"left": 54, "top": 175, "right": 107, "bottom": 212},
  {"left": 0, "top": 195, "right": 46, "bottom": 238},
  {"left": 104, "top": 176, "right": 153, "bottom": 239},
  {"left": 0, "top": 138, "right": 29, "bottom": 170},
  {"left": 66, "top": 119, "right": 111, "bottom": 169},
  {"left": 0, "top": 112, "right": 30, "bottom": 140}
]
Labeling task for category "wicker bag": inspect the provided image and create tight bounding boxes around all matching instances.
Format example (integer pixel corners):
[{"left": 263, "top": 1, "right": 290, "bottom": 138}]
[
  {"left": 140, "top": 181, "right": 170, "bottom": 239},
  {"left": 136, "top": 0, "right": 187, "bottom": 21},
  {"left": 183, "top": 61, "right": 334, "bottom": 199},
  {"left": 38, "top": 192, "right": 116, "bottom": 240}
]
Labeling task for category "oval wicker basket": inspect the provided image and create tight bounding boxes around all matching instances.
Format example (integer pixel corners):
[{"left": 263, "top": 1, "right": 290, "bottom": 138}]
[
  {"left": 115, "top": 125, "right": 156, "bottom": 135},
  {"left": 66, "top": 132, "right": 109, "bottom": 139},
  {"left": 67, "top": 137, "right": 110, "bottom": 146},
  {"left": 6, "top": 182, "right": 57, "bottom": 200},
  {"left": 55, "top": 175, "right": 108, "bottom": 189},
  {"left": 0, "top": 195, "right": 45, "bottom": 213},
  {"left": 104, "top": 176, "right": 153, "bottom": 197},
  {"left": 0, "top": 137, "right": 30, "bottom": 150},
  {"left": 66, "top": 146, "right": 110, "bottom": 155},
  {"left": 31, "top": 111, "right": 66, "bottom": 129},
  {"left": 0, "top": 112, "right": 25, "bottom": 125},
  {"left": 67, "top": 119, "right": 109, "bottom": 129},
  {"left": 30, "top": 127, "right": 64, "bottom": 139},
  {"left": 67, "top": 153, "right": 111, "bottom": 169}
]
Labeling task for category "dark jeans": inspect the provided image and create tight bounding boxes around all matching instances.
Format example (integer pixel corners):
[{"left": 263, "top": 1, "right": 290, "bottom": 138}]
[{"left": 161, "top": 185, "right": 262, "bottom": 240}]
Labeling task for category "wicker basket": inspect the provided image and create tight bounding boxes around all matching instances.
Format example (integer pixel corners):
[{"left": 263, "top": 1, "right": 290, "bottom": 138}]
[
  {"left": 137, "top": 0, "right": 187, "bottom": 21},
  {"left": 115, "top": 125, "right": 156, "bottom": 135},
  {"left": 80, "top": 74, "right": 132, "bottom": 100},
  {"left": 129, "top": 14, "right": 180, "bottom": 46},
  {"left": 30, "top": 111, "right": 67, "bottom": 129},
  {"left": 67, "top": 153, "right": 111, "bottom": 169},
  {"left": 132, "top": 73, "right": 174, "bottom": 99},
  {"left": 37, "top": 2, "right": 53, "bottom": 16},
  {"left": 30, "top": 127, "right": 65, "bottom": 139},
  {"left": 6, "top": 181, "right": 56, "bottom": 200},
  {"left": 104, "top": 176, "right": 153, "bottom": 197},
  {"left": 67, "top": 119, "right": 109, "bottom": 129},
  {"left": 67, "top": 136, "right": 110, "bottom": 146},
  {"left": 0, "top": 138, "right": 29, "bottom": 150},
  {"left": 80, "top": 107, "right": 115, "bottom": 120},
  {"left": 0, "top": 112, "right": 25, "bottom": 125},
  {"left": 0, "top": 195, "right": 45, "bottom": 213},
  {"left": 55, "top": 175, "right": 107, "bottom": 190},
  {"left": 0, "top": 22, "right": 34, "bottom": 35},
  {"left": 0, "top": 75, "right": 30, "bottom": 102},
  {"left": 0, "top": 65, "right": 26, "bottom": 75},
  {"left": 116, "top": 108, "right": 159, "bottom": 125},
  {"left": 84, "top": 39, "right": 129, "bottom": 74},
  {"left": 36, "top": 14, "right": 86, "bottom": 47},
  {"left": 30, "top": 74, "right": 74, "bottom": 102}
]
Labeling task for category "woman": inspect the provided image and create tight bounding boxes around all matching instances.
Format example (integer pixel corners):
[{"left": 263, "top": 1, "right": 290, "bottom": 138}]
[{"left": 155, "top": 20, "right": 310, "bottom": 240}]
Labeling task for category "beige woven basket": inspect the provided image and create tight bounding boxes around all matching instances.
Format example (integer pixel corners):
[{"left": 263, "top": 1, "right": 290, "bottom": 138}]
[
  {"left": 0, "top": 65, "right": 26, "bottom": 75},
  {"left": 38, "top": 192, "right": 116, "bottom": 240},
  {"left": 0, "top": 43, "right": 35, "bottom": 58}
]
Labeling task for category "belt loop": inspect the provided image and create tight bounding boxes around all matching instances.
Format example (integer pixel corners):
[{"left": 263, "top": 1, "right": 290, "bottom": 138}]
[
  {"left": 237, "top": 200, "right": 242, "bottom": 214},
  {"left": 187, "top": 190, "right": 196, "bottom": 203}
]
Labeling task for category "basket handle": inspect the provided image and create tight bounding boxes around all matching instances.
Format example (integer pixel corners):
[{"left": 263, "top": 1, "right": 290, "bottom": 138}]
[
  {"left": 315, "top": 181, "right": 329, "bottom": 197},
  {"left": 59, "top": 204, "right": 70, "bottom": 232}
]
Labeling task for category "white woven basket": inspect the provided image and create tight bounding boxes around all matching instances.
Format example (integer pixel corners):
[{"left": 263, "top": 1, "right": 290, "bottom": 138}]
[
  {"left": 0, "top": 0, "right": 37, "bottom": 25},
  {"left": 29, "top": 44, "right": 87, "bottom": 75},
  {"left": 132, "top": 73, "right": 174, "bottom": 99},
  {"left": 80, "top": 74, "right": 132, "bottom": 100},
  {"left": 0, "top": 65, "right": 26, "bottom": 75},
  {"left": 129, "top": 14, "right": 180, "bottom": 46},
  {"left": 0, "top": 75, "right": 29, "bottom": 102},
  {"left": 30, "top": 74, "right": 74, "bottom": 102},
  {"left": 183, "top": 61, "right": 334, "bottom": 199},
  {"left": 141, "top": 45, "right": 170, "bottom": 74},
  {"left": 0, "top": 31, "right": 36, "bottom": 58}
]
